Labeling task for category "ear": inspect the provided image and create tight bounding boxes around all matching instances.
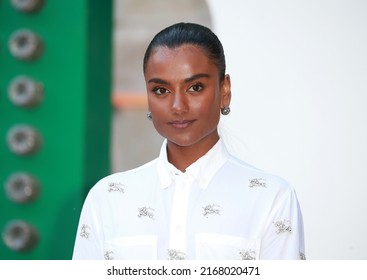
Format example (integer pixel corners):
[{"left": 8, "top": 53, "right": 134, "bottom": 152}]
[{"left": 220, "top": 74, "right": 231, "bottom": 109}]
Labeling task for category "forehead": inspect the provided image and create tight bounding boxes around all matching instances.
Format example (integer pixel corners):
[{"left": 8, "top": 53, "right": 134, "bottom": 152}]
[{"left": 145, "top": 44, "right": 217, "bottom": 76}]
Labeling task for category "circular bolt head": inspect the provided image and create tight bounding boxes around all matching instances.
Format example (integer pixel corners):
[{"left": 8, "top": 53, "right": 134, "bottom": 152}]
[
  {"left": 6, "top": 125, "right": 42, "bottom": 155},
  {"left": 2, "top": 220, "right": 39, "bottom": 252},
  {"left": 11, "top": 0, "right": 44, "bottom": 13},
  {"left": 8, "top": 76, "right": 44, "bottom": 108},
  {"left": 5, "top": 173, "right": 40, "bottom": 203},
  {"left": 9, "top": 29, "right": 43, "bottom": 60}
]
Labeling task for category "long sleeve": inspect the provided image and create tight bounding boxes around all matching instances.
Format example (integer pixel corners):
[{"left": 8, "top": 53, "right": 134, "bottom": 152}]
[
  {"left": 72, "top": 191, "right": 105, "bottom": 260},
  {"left": 259, "top": 187, "right": 305, "bottom": 260}
]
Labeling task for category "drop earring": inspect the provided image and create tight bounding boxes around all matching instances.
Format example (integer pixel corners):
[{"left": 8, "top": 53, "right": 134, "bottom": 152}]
[{"left": 221, "top": 107, "right": 231, "bottom": 115}]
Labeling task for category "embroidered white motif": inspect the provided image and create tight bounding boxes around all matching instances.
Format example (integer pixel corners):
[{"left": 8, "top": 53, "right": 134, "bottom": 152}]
[
  {"left": 248, "top": 178, "right": 266, "bottom": 188},
  {"left": 273, "top": 219, "right": 292, "bottom": 234},
  {"left": 300, "top": 252, "right": 306, "bottom": 260},
  {"left": 104, "top": 251, "right": 114, "bottom": 260},
  {"left": 168, "top": 249, "right": 186, "bottom": 260},
  {"left": 202, "top": 204, "right": 221, "bottom": 218},
  {"left": 80, "top": 224, "right": 91, "bottom": 239},
  {"left": 107, "top": 182, "right": 125, "bottom": 193},
  {"left": 137, "top": 206, "right": 155, "bottom": 219},
  {"left": 239, "top": 249, "right": 256, "bottom": 260}
]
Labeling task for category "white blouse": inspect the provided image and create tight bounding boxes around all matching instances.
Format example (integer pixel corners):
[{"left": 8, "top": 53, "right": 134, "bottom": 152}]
[{"left": 72, "top": 139, "right": 305, "bottom": 260}]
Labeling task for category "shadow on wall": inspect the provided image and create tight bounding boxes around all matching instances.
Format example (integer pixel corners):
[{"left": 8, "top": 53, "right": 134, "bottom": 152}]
[{"left": 112, "top": 0, "right": 212, "bottom": 172}]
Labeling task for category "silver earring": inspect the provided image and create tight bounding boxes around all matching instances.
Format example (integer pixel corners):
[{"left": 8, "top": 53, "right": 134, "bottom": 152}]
[
  {"left": 146, "top": 112, "right": 152, "bottom": 120},
  {"left": 221, "top": 107, "right": 231, "bottom": 115}
]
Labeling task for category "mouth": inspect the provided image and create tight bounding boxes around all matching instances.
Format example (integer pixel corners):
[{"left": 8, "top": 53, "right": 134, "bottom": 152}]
[{"left": 168, "top": 119, "right": 195, "bottom": 129}]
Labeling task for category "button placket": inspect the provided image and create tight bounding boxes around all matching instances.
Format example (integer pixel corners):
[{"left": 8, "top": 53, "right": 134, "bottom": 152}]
[{"left": 168, "top": 174, "right": 191, "bottom": 255}]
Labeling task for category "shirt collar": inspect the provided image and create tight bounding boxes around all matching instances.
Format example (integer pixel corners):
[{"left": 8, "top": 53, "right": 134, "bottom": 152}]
[{"left": 157, "top": 138, "right": 230, "bottom": 190}]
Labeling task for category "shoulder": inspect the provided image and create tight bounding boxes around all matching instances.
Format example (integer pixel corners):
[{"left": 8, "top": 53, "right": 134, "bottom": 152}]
[
  {"left": 225, "top": 155, "right": 295, "bottom": 195},
  {"left": 88, "top": 158, "right": 159, "bottom": 195}
]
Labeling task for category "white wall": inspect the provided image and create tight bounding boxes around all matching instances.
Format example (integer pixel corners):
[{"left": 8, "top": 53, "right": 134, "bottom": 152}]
[{"left": 207, "top": 0, "right": 367, "bottom": 259}]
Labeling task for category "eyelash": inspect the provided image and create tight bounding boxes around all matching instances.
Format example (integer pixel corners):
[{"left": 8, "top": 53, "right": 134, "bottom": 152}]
[
  {"left": 152, "top": 87, "right": 169, "bottom": 95},
  {"left": 152, "top": 83, "right": 204, "bottom": 96},
  {"left": 188, "top": 83, "right": 204, "bottom": 92}
]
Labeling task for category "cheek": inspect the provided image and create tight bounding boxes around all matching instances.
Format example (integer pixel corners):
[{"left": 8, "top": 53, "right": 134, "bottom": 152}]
[
  {"left": 148, "top": 98, "right": 167, "bottom": 129},
  {"left": 148, "top": 96, "right": 163, "bottom": 113},
  {"left": 194, "top": 92, "right": 221, "bottom": 115}
]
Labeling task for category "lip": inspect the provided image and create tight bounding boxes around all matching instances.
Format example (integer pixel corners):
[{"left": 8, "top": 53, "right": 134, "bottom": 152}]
[{"left": 168, "top": 119, "right": 195, "bottom": 129}]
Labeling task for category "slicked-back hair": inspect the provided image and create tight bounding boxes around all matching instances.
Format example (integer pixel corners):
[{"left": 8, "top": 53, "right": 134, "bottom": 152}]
[{"left": 143, "top": 22, "right": 226, "bottom": 81}]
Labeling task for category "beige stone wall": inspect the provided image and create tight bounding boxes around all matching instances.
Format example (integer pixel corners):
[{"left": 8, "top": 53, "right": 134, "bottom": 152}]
[{"left": 111, "top": 0, "right": 212, "bottom": 172}]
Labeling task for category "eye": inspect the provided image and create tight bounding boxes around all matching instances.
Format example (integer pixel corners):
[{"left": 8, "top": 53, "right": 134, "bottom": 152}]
[
  {"left": 187, "top": 83, "right": 203, "bottom": 92},
  {"left": 152, "top": 87, "right": 170, "bottom": 95}
]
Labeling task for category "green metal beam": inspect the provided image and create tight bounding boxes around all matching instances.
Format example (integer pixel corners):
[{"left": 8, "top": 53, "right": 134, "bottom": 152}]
[{"left": 0, "top": 0, "right": 113, "bottom": 259}]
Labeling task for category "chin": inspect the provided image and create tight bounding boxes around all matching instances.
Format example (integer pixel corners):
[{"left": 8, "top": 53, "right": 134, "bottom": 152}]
[
  {"left": 167, "top": 138, "right": 196, "bottom": 147},
  {"left": 162, "top": 128, "right": 219, "bottom": 148},
  {"left": 167, "top": 133, "right": 216, "bottom": 149}
]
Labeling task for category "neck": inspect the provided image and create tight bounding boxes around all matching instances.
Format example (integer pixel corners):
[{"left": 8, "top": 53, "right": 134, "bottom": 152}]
[{"left": 166, "top": 135, "right": 219, "bottom": 172}]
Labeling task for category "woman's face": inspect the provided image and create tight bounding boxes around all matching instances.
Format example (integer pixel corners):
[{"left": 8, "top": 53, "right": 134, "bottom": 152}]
[{"left": 144, "top": 44, "right": 231, "bottom": 150}]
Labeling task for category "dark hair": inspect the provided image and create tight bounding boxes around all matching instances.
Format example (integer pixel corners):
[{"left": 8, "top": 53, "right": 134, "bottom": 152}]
[{"left": 143, "top": 22, "right": 226, "bottom": 81}]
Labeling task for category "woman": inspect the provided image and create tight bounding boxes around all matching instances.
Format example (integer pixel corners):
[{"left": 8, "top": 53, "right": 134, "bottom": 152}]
[{"left": 72, "top": 22, "right": 305, "bottom": 260}]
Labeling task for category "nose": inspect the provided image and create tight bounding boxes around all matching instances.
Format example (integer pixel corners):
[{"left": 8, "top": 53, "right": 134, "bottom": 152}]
[{"left": 171, "top": 92, "right": 188, "bottom": 114}]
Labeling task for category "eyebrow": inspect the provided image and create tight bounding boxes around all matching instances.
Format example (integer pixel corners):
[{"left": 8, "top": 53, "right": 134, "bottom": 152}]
[
  {"left": 148, "top": 73, "right": 210, "bottom": 85},
  {"left": 147, "top": 78, "right": 169, "bottom": 85}
]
